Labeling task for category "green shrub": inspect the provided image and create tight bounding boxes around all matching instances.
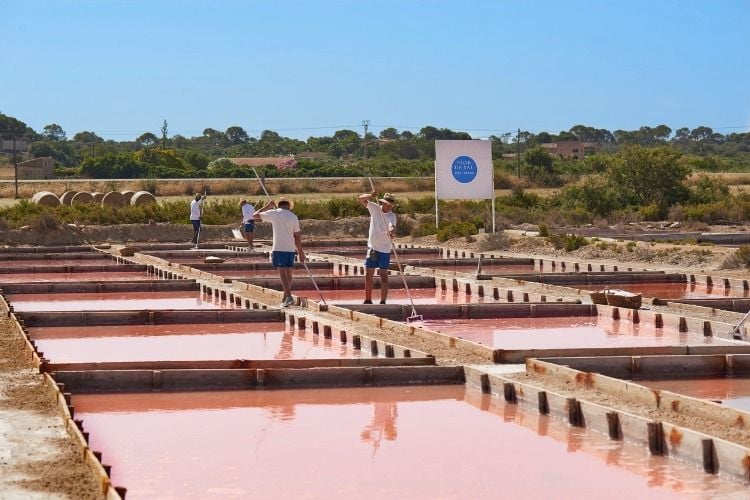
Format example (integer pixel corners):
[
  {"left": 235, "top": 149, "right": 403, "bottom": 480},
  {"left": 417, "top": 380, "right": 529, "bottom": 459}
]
[
  {"left": 625, "top": 241, "right": 637, "bottom": 252},
  {"left": 30, "top": 212, "right": 61, "bottom": 231},
  {"left": 436, "top": 221, "right": 477, "bottom": 242},
  {"left": 411, "top": 222, "right": 438, "bottom": 237},
  {"left": 548, "top": 233, "right": 589, "bottom": 252},
  {"left": 724, "top": 246, "right": 750, "bottom": 269},
  {"left": 478, "top": 231, "right": 510, "bottom": 251},
  {"left": 538, "top": 223, "right": 550, "bottom": 237},
  {"left": 638, "top": 203, "right": 664, "bottom": 221}
]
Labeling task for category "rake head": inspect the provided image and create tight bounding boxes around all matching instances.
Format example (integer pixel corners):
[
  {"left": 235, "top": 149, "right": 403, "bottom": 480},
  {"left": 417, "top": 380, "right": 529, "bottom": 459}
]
[{"left": 406, "top": 313, "right": 424, "bottom": 324}]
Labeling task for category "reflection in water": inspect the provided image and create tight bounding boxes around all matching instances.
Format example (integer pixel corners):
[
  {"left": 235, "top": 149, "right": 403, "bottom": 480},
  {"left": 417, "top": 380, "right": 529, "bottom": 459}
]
[{"left": 360, "top": 402, "right": 399, "bottom": 456}]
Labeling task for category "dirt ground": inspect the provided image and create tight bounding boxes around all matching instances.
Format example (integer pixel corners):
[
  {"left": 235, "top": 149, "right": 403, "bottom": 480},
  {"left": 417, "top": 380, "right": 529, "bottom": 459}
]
[{"left": 0, "top": 313, "right": 103, "bottom": 499}]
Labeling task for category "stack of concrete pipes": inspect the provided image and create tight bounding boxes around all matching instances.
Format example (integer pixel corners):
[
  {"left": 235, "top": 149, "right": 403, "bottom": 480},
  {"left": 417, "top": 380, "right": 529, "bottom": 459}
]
[{"left": 31, "top": 190, "right": 157, "bottom": 207}]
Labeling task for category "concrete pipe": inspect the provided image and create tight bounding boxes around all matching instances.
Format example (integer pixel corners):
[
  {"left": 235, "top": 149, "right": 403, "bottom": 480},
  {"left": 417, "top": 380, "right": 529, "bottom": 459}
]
[
  {"left": 71, "top": 192, "right": 96, "bottom": 205},
  {"left": 31, "top": 191, "right": 61, "bottom": 206},
  {"left": 101, "top": 191, "right": 126, "bottom": 207},
  {"left": 92, "top": 192, "right": 104, "bottom": 202},
  {"left": 121, "top": 191, "right": 136, "bottom": 204},
  {"left": 130, "top": 191, "right": 157, "bottom": 206},
  {"left": 59, "top": 191, "right": 78, "bottom": 205}
]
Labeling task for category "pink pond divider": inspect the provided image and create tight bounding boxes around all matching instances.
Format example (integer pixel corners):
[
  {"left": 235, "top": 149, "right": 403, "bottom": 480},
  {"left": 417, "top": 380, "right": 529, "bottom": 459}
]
[
  {"left": 144, "top": 251, "right": 271, "bottom": 263},
  {"left": 0, "top": 263, "right": 147, "bottom": 275},
  {"left": 71, "top": 385, "right": 749, "bottom": 499},
  {"left": 294, "top": 287, "right": 495, "bottom": 305},
  {"left": 584, "top": 282, "right": 750, "bottom": 300},
  {"left": 0, "top": 272, "right": 154, "bottom": 283},
  {"left": 0, "top": 255, "right": 113, "bottom": 266},
  {"left": 549, "top": 353, "right": 750, "bottom": 414},
  {"left": 0, "top": 245, "right": 94, "bottom": 254}
]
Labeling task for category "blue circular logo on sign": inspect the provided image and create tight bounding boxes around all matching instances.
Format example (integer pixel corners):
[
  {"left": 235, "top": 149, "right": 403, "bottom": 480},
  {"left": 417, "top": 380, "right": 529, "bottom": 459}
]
[{"left": 451, "top": 155, "right": 478, "bottom": 183}]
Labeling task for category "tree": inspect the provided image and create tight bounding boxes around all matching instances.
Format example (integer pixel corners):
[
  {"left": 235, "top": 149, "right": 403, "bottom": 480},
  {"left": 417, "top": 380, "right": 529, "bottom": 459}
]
[
  {"left": 202, "top": 128, "right": 226, "bottom": 147},
  {"left": 161, "top": 120, "right": 168, "bottom": 148},
  {"left": 523, "top": 146, "right": 556, "bottom": 183},
  {"left": 136, "top": 132, "right": 158, "bottom": 148},
  {"left": 607, "top": 145, "right": 689, "bottom": 208},
  {"left": 42, "top": 123, "right": 66, "bottom": 141},
  {"left": 226, "top": 126, "right": 249, "bottom": 145},
  {"left": 379, "top": 127, "right": 399, "bottom": 140},
  {"left": 73, "top": 131, "right": 104, "bottom": 143},
  {"left": 673, "top": 127, "right": 690, "bottom": 145},
  {"left": 260, "top": 130, "right": 281, "bottom": 142},
  {"left": 0, "top": 113, "right": 27, "bottom": 139}
]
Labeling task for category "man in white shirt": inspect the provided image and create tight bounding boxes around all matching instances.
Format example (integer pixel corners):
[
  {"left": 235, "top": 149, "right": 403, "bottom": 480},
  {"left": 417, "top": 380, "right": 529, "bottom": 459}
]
[
  {"left": 357, "top": 192, "right": 397, "bottom": 304},
  {"left": 239, "top": 199, "right": 255, "bottom": 249},
  {"left": 189, "top": 193, "right": 206, "bottom": 246},
  {"left": 254, "top": 197, "right": 306, "bottom": 308}
]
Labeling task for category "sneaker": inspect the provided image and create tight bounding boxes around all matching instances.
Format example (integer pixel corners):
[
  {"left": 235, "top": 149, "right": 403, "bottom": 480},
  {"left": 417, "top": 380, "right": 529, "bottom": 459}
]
[
  {"left": 363, "top": 299, "right": 373, "bottom": 304},
  {"left": 281, "top": 296, "right": 294, "bottom": 307}
]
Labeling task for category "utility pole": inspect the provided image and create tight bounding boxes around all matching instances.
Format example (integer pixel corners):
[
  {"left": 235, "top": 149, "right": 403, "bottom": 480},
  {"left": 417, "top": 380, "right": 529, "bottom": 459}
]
[
  {"left": 362, "top": 120, "right": 370, "bottom": 163},
  {"left": 12, "top": 133, "right": 18, "bottom": 199},
  {"left": 516, "top": 128, "right": 521, "bottom": 179}
]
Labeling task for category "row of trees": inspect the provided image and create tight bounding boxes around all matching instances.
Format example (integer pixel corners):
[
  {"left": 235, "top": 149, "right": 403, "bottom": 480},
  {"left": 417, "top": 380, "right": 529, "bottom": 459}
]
[{"left": 3, "top": 111, "right": 750, "bottom": 180}]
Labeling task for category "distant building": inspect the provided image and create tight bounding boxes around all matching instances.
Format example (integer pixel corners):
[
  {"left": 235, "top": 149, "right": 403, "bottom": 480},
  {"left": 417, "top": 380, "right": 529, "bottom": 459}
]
[
  {"left": 18, "top": 157, "right": 54, "bottom": 179},
  {"left": 229, "top": 156, "right": 298, "bottom": 170},
  {"left": 541, "top": 141, "right": 599, "bottom": 160}
]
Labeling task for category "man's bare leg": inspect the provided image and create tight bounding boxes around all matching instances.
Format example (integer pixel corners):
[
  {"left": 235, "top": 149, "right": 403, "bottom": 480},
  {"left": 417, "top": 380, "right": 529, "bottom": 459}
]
[
  {"left": 364, "top": 268, "right": 375, "bottom": 303},
  {"left": 379, "top": 269, "right": 389, "bottom": 303}
]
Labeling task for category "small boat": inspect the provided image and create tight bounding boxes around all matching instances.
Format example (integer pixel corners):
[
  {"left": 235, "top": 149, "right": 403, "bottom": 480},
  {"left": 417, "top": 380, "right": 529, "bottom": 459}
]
[
  {"left": 204, "top": 256, "right": 226, "bottom": 264},
  {"left": 599, "top": 288, "right": 642, "bottom": 309}
]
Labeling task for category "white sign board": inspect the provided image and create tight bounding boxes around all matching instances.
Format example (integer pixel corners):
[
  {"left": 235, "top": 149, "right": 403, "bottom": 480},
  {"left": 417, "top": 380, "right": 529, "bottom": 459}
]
[{"left": 435, "top": 140, "right": 494, "bottom": 200}]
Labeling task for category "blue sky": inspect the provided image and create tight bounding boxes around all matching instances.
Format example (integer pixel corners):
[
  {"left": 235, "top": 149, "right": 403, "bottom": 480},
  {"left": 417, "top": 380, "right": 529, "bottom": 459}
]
[{"left": 1, "top": 0, "right": 749, "bottom": 140}]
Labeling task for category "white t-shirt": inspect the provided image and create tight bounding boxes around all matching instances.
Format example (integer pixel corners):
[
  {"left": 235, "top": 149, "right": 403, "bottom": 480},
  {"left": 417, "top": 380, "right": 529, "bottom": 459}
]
[
  {"left": 367, "top": 201, "right": 397, "bottom": 253},
  {"left": 259, "top": 208, "right": 300, "bottom": 252},
  {"left": 241, "top": 203, "right": 255, "bottom": 223},
  {"left": 190, "top": 199, "right": 204, "bottom": 221}
]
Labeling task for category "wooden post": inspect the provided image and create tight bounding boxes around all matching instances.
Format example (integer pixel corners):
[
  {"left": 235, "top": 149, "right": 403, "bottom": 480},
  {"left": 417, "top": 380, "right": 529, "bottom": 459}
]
[
  {"left": 606, "top": 412, "right": 623, "bottom": 440},
  {"left": 538, "top": 391, "right": 549, "bottom": 415},
  {"left": 503, "top": 382, "right": 517, "bottom": 404},
  {"left": 647, "top": 422, "right": 666, "bottom": 455}
]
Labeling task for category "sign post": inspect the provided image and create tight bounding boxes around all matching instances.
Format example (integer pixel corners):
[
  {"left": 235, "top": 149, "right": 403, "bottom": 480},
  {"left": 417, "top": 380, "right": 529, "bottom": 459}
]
[{"left": 435, "top": 140, "right": 495, "bottom": 233}]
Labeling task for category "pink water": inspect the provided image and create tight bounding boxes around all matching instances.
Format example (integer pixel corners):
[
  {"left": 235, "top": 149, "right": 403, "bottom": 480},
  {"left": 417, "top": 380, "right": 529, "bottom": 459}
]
[
  {"left": 640, "top": 378, "right": 750, "bottom": 412},
  {"left": 295, "top": 288, "right": 495, "bottom": 305},
  {"left": 73, "top": 386, "right": 748, "bottom": 499},
  {"left": 30, "top": 322, "right": 365, "bottom": 363},
  {"left": 0, "top": 272, "right": 152, "bottom": 283},
  {"left": 8, "top": 291, "right": 238, "bottom": 311},
  {"left": 583, "top": 283, "right": 749, "bottom": 299},
  {"left": 420, "top": 316, "right": 738, "bottom": 349}
]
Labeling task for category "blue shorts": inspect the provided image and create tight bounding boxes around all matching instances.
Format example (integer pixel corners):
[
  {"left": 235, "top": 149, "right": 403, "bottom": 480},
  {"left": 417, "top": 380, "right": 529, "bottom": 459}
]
[
  {"left": 272, "top": 251, "right": 296, "bottom": 268},
  {"left": 243, "top": 222, "right": 255, "bottom": 233},
  {"left": 191, "top": 220, "right": 201, "bottom": 231},
  {"left": 364, "top": 249, "right": 391, "bottom": 269}
]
